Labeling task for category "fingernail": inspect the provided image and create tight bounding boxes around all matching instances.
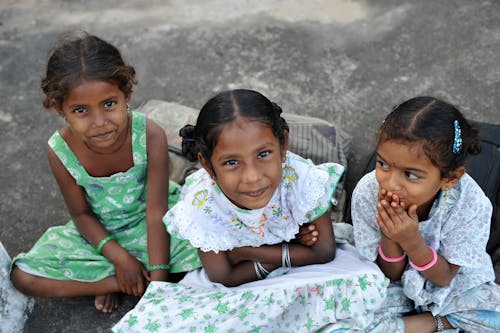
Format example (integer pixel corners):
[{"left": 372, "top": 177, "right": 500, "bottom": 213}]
[
  {"left": 312, "top": 231, "right": 318, "bottom": 236},
  {"left": 309, "top": 225, "right": 314, "bottom": 230}
]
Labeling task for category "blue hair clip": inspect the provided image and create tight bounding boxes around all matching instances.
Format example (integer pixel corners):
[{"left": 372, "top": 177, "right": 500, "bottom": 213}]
[
  {"left": 452, "top": 120, "right": 462, "bottom": 154},
  {"left": 182, "top": 138, "right": 196, "bottom": 142}
]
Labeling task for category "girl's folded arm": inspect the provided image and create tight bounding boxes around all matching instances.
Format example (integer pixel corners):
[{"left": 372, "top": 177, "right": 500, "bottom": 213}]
[
  {"left": 230, "top": 210, "right": 336, "bottom": 266},
  {"left": 199, "top": 249, "right": 278, "bottom": 287}
]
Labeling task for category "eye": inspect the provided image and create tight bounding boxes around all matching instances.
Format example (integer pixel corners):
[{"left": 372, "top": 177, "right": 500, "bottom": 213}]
[
  {"left": 376, "top": 160, "right": 388, "bottom": 169},
  {"left": 257, "top": 151, "right": 271, "bottom": 159},
  {"left": 405, "top": 171, "right": 420, "bottom": 180},
  {"left": 72, "top": 106, "right": 87, "bottom": 114},
  {"left": 103, "top": 100, "right": 116, "bottom": 109},
  {"left": 224, "top": 159, "right": 239, "bottom": 166}
]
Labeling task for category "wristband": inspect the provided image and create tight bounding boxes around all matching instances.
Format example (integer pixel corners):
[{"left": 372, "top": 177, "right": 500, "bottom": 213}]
[
  {"left": 96, "top": 235, "right": 115, "bottom": 254},
  {"left": 409, "top": 246, "right": 438, "bottom": 271},
  {"left": 147, "top": 263, "right": 170, "bottom": 272},
  {"left": 378, "top": 245, "right": 406, "bottom": 262}
]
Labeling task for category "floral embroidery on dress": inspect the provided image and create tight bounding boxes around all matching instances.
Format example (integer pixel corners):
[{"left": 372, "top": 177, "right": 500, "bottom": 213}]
[
  {"left": 163, "top": 151, "right": 346, "bottom": 252},
  {"left": 192, "top": 189, "right": 209, "bottom": 209},
  {"left": 282, "top": 165, "right": 298, "bottom": 184}
]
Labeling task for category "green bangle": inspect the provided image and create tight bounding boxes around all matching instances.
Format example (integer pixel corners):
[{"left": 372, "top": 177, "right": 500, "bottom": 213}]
[
  {"left": 96, "top": 235, "right": 115, "bottom": 254},
  {"left": 147, "top": 263, "right": 170, "bottom": 272}
]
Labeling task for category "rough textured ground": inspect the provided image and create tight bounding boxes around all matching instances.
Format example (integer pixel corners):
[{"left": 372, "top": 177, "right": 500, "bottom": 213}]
[{"left": 0, "top": 1, "right": 498, "bottom": 332}]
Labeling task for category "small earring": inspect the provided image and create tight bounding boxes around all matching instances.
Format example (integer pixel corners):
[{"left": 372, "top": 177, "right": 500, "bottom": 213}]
[{"left": 442, "top": 189, "right": 449, "bottom": 209}]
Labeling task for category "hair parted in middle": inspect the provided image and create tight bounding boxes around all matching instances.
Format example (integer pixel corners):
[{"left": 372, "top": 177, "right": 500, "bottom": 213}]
[
  {"left": 41, "top": 30, "right": 137, "bottom": 110},
  {"left": 379, "top": 96, "right": 481, "bottom": 177},
  {"left": 179, "top": 89, "right": 289, "bottom": 164}
]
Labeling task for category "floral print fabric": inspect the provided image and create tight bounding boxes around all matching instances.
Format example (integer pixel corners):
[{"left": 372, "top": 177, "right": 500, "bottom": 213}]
[
  {"left": 113, "top": 244, "right": 389, "bottom": 333},
  {"left": 164, "top": 151, "right": 345, "bottom": 252}
]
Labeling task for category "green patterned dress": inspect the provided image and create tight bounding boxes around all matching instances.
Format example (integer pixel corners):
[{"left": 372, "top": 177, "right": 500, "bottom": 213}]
[{"left": 12, "top": 112, "right": 200, "bottom": 281}]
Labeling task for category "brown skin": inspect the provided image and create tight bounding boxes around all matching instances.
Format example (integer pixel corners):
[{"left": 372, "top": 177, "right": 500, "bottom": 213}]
[
  {"left": 196, "top": 118, "right": 335, "bottom": 287},
  {"left": 199, "top": 211, "right": 335, "bottom": 287},
  {"left": 11, "top": 80, "right": 172, "bottom": 313},
  {"left": 374, "top": 140, "right": 463, "bottom": 332}
]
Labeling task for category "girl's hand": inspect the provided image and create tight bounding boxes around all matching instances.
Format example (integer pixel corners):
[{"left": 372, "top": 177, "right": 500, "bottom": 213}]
[
  {"left": 114, "top": 253, "right": 150, "bottom": 296},
  {"left": 378, "top": 188, "right": 399, "bottom": 205},
  {"left": 294, "top": 224, "right": 319, "bottom": 247},
  {"left": 376, "top": 194, "right": 419, "bottom": 247}
]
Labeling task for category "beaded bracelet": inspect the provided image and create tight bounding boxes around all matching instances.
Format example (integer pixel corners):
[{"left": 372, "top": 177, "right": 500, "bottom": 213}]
[
  {"left": 434, "top": 314, "right": 445, "bottom": 332},
  {"left": 96, "top": 235, "right": 115, "bottom": 254},
  {"left": 377, "top": 245, "right": 406, "bottom": 262},
  {"left": 147, "top": 263, "right": 170, "bottom": 272},
  {"left": 409, "top": 246, "right": 438, "bottom": 271}
]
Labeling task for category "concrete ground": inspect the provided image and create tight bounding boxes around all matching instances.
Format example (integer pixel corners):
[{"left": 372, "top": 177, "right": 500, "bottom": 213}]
[{"left": 0, "top": 0, "right": 499, "bottom": 332}]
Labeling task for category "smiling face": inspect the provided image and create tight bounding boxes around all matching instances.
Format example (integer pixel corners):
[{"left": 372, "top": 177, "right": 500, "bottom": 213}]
[
  {"left": 200, "top": 117, "right": 288, "bottom": 210},
  {"left": 375, "top": 139, "right": 457, "bottom": 219},
  {"left": 55, "top": 79, "right": 130, "bottom": 153}
]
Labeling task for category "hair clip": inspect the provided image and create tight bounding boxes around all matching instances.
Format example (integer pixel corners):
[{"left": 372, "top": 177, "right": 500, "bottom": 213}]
[
  {"left": 452, "top": 120, "right": 462, "bottom": 154},
  {"left": 182, "top": 138, "right": 196, "bottom": 142}
]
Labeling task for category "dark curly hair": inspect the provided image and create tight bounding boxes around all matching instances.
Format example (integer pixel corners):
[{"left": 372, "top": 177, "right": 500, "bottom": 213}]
[
  {"left": 379, "top": 96, "right": 481, "bottom": 177},
  {"left": 41, "top": 30, "right": 137, "bottom": 109},
  {"left": 180, "top": 89, "right": 289, "bottom": 167}
]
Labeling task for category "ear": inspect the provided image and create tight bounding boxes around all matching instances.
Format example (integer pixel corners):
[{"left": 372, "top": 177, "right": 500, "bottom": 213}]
[
  {"left": 198, "top": 152, "right": 215, "bottom": 179},
  {"left": 280, "top": 131, "right": 289, "bottom": 162},
  {"left": 51, "top": 99, "right": 65, "bottom": 118},
  {"left": 440, "top": 166, "right": 466, "bottom": 191}
]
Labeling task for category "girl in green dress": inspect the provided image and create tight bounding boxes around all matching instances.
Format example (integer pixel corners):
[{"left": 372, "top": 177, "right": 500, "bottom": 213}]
[{"left": 10, "top": 31, "right": 201, "bottom": 313}]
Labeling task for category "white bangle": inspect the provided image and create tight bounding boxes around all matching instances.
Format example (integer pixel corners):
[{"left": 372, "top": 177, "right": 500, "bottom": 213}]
[
  {"left": 253, "top": 261, "right": 263, "bottom": 279},
  {"left": 281, "top": 243, "right": 291, "bottom": 267},
  {"left": 256, "top": 262, "right": 270, "bottom": 276}
]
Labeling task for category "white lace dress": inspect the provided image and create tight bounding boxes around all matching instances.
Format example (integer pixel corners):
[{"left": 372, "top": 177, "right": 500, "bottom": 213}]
[{"left": 113, "top": 152, "right": 388, "bottom": 333}]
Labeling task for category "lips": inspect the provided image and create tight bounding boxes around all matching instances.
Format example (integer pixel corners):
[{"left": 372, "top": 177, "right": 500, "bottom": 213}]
[
  {"left": 91, "top": 130, "right": 114, "bottom": 140},
  {"left": 244, "top": 187, "right": 267, "bottom": 198}
]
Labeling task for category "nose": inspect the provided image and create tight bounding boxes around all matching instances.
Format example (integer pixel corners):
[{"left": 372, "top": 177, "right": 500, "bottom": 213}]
[
  {"left": 92, "top": 110, "right": 107, "bottom": 127},
  {"left": 242, "top": 162, "right": 261, "bottom": 184},
  {"left": 387, "top": 172, "right": 402, "bottom": 192}
]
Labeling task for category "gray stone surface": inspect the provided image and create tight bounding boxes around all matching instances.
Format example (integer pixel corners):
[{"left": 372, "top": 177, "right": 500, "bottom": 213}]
[
  {"left": 0, "top": 1, "right": 498, "bottom": 332},
  {"left": 0, "top": 242, "right": 34, "bottom": 333}
]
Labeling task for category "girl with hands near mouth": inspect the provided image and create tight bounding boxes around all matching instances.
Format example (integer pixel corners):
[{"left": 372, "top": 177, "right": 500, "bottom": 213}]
[{"left": 352, "top": 97, "right": 500, "bottom": 333}]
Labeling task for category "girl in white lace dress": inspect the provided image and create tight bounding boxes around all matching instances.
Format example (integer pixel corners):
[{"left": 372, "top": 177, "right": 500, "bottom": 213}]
[
  {"left": 352, "top": 97, "right": 500, "bottom": 332},
  {"left": 113, "top": 89, "right": 388, "bottom": 333}
]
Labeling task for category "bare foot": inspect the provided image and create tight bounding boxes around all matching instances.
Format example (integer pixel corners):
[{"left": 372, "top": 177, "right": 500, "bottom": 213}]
[{"left": 95, "top": 293, "right": 120, "bottom": 313}]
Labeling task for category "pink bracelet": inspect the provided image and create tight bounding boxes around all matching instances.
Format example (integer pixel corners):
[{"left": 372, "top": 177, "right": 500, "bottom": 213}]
[
  {"left": 409, "top": 246, "right": 438, "bottom": 271},
  {"left": 378, "top": 245, "right": 406, "bottom": 262}
]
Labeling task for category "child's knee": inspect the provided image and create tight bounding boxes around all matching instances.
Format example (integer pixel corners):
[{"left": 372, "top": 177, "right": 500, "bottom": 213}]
[{"left": 11, "top": 266, "right": 38, "bottom": 295}]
